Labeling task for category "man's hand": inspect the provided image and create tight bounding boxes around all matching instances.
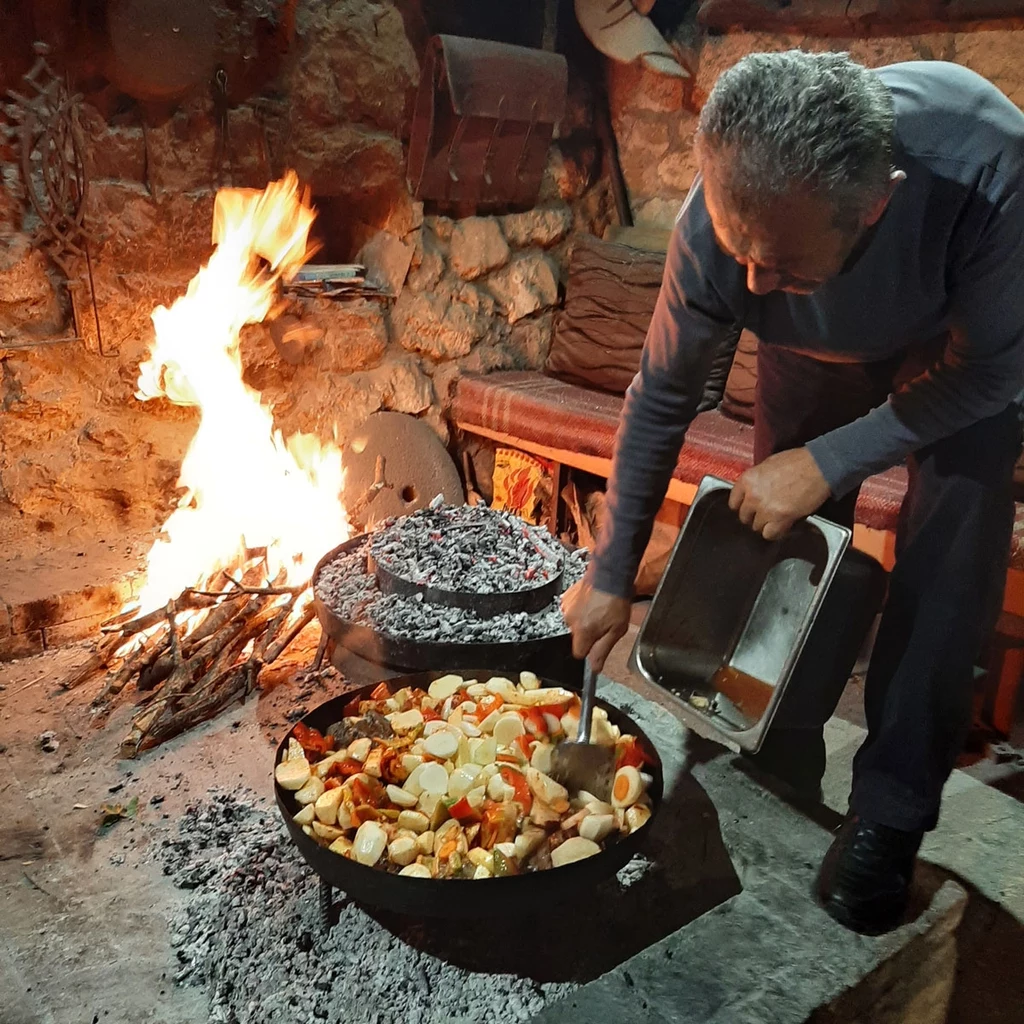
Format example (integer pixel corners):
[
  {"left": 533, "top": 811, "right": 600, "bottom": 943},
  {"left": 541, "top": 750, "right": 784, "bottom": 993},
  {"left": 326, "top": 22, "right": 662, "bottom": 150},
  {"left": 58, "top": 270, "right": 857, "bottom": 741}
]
[
  {"left": 561, "top": 580, "right": 631, "bottom": 673},
  {"left": 729, "top": 447, "right": 831, "bottom": 540}
]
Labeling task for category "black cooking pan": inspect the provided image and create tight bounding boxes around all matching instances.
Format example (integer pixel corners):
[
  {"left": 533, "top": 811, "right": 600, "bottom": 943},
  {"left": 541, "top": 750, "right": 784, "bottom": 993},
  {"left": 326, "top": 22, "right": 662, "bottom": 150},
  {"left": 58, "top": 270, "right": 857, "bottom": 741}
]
[
  {"left": 312, "top": 538, "right": 584, "bottom": 683},
  {"left": 274, "top": 669, "right": 663, "bottom": 919}
]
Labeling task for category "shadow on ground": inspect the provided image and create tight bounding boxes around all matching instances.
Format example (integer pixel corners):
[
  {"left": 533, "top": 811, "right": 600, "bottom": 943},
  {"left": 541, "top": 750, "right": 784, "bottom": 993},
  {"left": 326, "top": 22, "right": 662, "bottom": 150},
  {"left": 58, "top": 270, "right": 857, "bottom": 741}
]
[
  {"left": 360, "top": 767, "right": 741, "bottom": 984},
  {"left": 948, "top": 881, "right": 1024, "bottom": 1024}
]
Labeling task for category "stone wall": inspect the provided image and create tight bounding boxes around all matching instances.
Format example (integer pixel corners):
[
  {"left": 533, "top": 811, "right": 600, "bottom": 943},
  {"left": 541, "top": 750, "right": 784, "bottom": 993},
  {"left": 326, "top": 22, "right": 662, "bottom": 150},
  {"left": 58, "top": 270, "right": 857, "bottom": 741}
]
[
  {"left": 610, "top": 23, "right": 1024, "bottom": 229},
  {"left": 0, "top": 0, "right": 597, "bottom": 564}
]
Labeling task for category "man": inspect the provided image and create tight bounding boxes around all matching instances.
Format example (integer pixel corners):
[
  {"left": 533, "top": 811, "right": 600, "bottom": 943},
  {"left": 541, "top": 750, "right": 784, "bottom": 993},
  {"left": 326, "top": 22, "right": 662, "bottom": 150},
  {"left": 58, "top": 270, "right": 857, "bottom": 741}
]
[{"left": 564, "top": 51, "right": 1024, "bottom": 935}]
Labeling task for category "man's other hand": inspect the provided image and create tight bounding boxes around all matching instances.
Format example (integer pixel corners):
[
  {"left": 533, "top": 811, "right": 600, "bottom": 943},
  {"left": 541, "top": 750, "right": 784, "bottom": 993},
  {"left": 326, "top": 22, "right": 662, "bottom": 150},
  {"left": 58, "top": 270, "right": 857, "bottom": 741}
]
[
  {"left": 561, "top": 580, "right": 631, "bottom": 673},
  {"left": 729, "top": 448, "right": 831, "bottom": 540}
]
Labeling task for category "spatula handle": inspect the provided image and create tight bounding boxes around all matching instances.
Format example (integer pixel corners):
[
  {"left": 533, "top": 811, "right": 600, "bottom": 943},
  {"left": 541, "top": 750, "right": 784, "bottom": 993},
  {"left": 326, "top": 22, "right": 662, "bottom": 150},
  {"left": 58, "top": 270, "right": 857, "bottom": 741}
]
[{"left": 578, "top": 659, "right": 596, "bottom": 744}]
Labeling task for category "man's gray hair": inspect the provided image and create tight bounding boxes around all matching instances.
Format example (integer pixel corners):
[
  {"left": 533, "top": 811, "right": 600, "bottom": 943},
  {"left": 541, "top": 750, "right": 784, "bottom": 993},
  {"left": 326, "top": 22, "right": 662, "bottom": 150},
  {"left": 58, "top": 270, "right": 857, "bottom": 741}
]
[{"left": 696, "top": 50, "right": 895, "bottom": 224}]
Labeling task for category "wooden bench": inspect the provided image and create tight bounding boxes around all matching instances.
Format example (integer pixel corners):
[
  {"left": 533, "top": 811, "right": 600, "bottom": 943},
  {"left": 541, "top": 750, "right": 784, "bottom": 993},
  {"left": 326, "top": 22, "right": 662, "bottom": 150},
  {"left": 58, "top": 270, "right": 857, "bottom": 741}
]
[{"left": 451, "top": 368, "right": 1024, "bottom": 734}]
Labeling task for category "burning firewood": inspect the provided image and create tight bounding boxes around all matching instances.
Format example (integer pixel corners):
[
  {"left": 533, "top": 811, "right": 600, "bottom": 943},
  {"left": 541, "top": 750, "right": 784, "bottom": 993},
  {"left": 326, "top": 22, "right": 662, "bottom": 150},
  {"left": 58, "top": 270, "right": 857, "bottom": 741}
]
[
  {"left": 61, "top": 174, "right": 350, "bottom": 755},
  {"left": 70, "top": 557, "right": 320, "bottom": 758}
]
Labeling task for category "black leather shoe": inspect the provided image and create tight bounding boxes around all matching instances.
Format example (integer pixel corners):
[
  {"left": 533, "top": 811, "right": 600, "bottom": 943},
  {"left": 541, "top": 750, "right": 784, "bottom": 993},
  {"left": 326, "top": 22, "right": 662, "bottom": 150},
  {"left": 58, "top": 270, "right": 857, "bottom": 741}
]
[{"left": 816, "top": 815, "right": 923, "bottom": 935}]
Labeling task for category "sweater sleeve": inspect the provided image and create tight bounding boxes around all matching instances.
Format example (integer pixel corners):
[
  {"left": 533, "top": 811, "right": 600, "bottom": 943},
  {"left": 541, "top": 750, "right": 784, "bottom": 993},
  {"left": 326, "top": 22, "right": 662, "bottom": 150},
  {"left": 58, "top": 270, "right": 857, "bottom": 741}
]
[
  {"left": 589, "top": 182, "right": 744, "bottom": 597},
  {"left": 805, "top": 190, "right": 1024, "bottom": 498}
]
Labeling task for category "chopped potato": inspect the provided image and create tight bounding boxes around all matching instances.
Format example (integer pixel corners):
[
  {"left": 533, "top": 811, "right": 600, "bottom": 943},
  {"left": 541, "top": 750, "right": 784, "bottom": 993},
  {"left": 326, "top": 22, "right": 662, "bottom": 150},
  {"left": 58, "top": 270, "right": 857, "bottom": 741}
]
[{"left": 280, "top": 673, "right": 657, "bottom": 878}]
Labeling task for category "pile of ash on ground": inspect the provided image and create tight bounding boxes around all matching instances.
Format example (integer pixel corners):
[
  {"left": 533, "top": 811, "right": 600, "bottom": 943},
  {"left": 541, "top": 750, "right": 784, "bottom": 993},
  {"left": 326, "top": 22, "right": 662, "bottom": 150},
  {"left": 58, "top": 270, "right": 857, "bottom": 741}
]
[
  {"left": 370, "top": 504, "right": 564, "bottom": 594},
  {"left": 158, "top": 791, "right": 575, "bottom": 1024},
  {"left": 315, "top": 539, "right": 587, "bottom": 645}
]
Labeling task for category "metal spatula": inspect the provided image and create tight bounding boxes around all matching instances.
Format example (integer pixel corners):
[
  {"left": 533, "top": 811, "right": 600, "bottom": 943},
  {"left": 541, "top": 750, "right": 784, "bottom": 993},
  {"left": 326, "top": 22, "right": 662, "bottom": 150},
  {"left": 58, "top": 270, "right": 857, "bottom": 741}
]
[{"left": 549, "top": 659, "right": 616, "bottom": 802}]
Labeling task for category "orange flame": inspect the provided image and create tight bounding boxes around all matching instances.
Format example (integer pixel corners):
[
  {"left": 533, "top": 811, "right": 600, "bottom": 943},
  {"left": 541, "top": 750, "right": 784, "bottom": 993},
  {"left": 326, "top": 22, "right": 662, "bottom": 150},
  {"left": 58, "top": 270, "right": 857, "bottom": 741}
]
[{"left": 133, "top": 172, "right": 348, "bottom": 613}]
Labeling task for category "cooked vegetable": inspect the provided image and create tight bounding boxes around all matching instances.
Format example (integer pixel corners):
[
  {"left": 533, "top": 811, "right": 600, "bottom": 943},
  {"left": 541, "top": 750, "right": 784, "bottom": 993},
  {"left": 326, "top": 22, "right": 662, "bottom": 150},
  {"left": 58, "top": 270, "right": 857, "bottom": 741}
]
[
  {"left": 353, "top": 821, "right": 387, "bottom": 866},
  {"left": 295, "top": 775, "right": 325, "bottom": 806},
  {"left": 550, "top": 836, "right": 601, "bottom": 867},
  {"left": 279, "top": 673, "right": 656, "bottom": 877},
  {"left": 275, "top": 757, "right": 311, "bottom": 791}
]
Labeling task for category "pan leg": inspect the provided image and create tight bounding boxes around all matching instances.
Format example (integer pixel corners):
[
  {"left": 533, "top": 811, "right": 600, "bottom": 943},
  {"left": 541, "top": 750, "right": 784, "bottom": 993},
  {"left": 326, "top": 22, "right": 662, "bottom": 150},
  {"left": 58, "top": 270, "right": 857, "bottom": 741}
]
[{"left": 318, "top": 877, "right": 334, "bottom": 930}]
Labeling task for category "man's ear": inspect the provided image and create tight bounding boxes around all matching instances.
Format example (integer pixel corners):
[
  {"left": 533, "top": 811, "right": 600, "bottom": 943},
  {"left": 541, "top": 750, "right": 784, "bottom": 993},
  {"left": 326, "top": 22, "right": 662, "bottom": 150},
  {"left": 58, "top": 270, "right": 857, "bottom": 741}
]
[{"left": 864, "top": 169, "right": 906, "bottom": 227}]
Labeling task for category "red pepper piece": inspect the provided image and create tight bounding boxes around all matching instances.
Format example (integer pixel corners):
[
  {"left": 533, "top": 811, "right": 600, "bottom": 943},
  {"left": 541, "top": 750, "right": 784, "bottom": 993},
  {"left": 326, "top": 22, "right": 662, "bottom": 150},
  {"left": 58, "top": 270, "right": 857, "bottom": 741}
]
[
  {"left": 616, "top": 737, "right": 653, "bottom": 771},
  {"left": 292, "top": 722, "right": 331, "bottom": 757},
  {"left": 513, "top": 733, "right": 535, "bottom": 760},
  {"left": 448, "top": 796, "right": 482, "bottom": 825},
  {"left": 500, "top": 766, "right": 533, "bottom": 813},
  {"left": 521, "top": 707, "right": 548, "bottom": 738}
]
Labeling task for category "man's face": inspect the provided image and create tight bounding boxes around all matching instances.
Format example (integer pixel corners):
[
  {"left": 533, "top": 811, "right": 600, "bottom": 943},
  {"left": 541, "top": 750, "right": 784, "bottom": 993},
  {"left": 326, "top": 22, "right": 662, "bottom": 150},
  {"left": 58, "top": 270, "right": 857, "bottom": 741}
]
[{"left": 702, "top": 161, "right": 883, "bottom": 296}]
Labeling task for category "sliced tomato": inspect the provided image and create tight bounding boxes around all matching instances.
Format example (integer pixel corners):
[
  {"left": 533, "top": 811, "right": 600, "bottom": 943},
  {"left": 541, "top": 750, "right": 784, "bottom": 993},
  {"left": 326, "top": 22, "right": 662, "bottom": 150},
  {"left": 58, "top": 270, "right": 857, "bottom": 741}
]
[
  {"left": 448, "top": 796, "right": 482, "bottom": 825},
  {"left": 476, "top": 694, "right": 504, "bottom": 718},
  {"left": 535, "top": 702, "right": 571, "bottom": 717},
  {"left": 291, "top": 722, "right": 332, "bottom": 757},
  {"left": 616, "top": 737, "right": 653, "bottom": 771},
  {"left": 323, "top": 777, "right": 343, "bottom": 790},
  {"left": 421, "top": 706, "right": 442, "bottom": 722},
  {"left": 513, "top": 733, "right": 535, "bottom": 760},
  {"left": 328, "top": 758, "right": 365, "bottom": 778},
  {"left": 351, "top": 803, "right": 379, "bottom": 826},
  {"left": 500, "top": 766, "right": 533, "bottom": 813},
  {"left": 350, "top": 776, "right": 379, "bottom": 807},
  {"left": 521, "top": 707, "right": 548, "bottom": 738}
]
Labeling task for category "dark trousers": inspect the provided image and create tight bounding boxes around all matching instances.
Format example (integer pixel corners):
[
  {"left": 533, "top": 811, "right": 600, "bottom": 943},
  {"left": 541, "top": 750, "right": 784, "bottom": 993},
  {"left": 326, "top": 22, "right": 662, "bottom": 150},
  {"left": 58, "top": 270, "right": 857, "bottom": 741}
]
[{"left": 750, "top": 343, "right": 1021, "bottom": 831}]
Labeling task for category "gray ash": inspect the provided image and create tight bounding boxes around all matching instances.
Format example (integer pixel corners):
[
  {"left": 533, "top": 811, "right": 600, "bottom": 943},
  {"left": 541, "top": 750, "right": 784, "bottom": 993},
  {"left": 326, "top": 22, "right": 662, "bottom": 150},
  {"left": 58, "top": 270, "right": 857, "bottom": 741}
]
[
  {"left": 315, "top": 508, "right": 588, "bottom": 645},
  {"left": 370, "top": 503, "right": 563, "bottom": 595},
  {"left": 161, "top": 791, "right": 571, "bottom": 1024}
]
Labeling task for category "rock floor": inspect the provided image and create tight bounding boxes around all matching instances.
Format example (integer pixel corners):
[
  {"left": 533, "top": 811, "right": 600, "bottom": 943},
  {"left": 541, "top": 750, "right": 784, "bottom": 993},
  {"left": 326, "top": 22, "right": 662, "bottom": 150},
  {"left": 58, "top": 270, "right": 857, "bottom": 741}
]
[{"left": 0, "top": 622, "right": 1021, "bottom": 1024}]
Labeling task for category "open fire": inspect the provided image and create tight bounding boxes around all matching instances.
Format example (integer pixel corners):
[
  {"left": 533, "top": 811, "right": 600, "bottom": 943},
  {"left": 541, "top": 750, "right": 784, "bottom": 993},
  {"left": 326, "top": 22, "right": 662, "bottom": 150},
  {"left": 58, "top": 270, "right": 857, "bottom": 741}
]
[
  {"left": 135, "top": 171, "right": 349, "bottom": 612},
  {"left": 68, "top": 174, "right": 351, "bottom": 755}
]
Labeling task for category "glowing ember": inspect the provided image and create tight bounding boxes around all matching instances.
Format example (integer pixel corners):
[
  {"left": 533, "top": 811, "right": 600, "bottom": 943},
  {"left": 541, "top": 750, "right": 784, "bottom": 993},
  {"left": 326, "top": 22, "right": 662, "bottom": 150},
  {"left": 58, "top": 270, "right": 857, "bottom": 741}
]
[{"left": 133, "top": 172, "right": 349, "bottom": 613}]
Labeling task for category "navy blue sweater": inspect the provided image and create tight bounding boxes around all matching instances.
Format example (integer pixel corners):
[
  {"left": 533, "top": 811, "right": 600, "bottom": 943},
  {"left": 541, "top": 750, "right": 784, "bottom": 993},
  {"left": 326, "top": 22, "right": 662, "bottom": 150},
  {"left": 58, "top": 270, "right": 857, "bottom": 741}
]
[{"left": 592, "top": 61, "right": 1024, "bottom": 598}]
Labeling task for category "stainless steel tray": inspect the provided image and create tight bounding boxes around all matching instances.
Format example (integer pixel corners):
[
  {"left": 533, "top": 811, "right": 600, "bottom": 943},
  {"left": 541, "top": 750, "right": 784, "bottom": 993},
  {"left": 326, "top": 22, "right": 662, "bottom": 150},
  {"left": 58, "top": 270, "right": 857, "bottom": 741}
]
[{"left": 629, "top": 476, "right": 887, "bottom": 752}]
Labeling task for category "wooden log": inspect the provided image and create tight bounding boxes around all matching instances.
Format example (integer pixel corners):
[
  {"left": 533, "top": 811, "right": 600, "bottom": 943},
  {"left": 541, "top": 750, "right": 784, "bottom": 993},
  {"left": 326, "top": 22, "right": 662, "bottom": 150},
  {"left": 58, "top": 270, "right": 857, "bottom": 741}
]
[
  {"left": 102, "top": 592, "right": 217, "bottom": 636},
  {"left": 124, "top": 668, "right": 248, "bottom": 756},
  {"left": 262, "top": 605, "right": 316, "bottom": 665},
  {"left": 62, "top": 634, "right": 122, "bottom": 689},
  {"left": 92, "top": 626, "right": 170, "bottom": 705}
]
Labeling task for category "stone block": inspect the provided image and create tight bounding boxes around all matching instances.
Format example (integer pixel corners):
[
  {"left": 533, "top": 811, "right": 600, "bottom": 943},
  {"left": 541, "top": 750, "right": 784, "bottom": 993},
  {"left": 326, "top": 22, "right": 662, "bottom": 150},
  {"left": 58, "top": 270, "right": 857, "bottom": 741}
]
[
  {"left": 143, "top": 106, "right": 218, "bottom": 196},
  {"left": 391, "top": 290, "right": 492, "bottom": 361},
  {"left": 406, "top": 231, "right": 446, "bottom": 293},
  {"left": 289, "top": 0, "right": 418, "bottom": 136},
  {"left": 283, "top": 122, "right": 406, "bottom": 200},
  {"left": 80, "top": 105, "right": 147, "bottom": 182},
  {"left": 10, "top": 581, "right": 130, "bottom": 636},
  {"left": 0, "top": 602, "right": 10, "bottom": 639},
  {"left": 658, "top": 149, "right": 699, "bottom": 193},
  {"left": 633, "top": 196, "right": 685, "bottom": 230},
  {"left": 483, "top": 251, "right": 561, "bottom": 324},
  {"left": 508, "top": 312, "right": 555, "bottom": 370},
  {"left": 0, "top": 236, "right": 66, "bottom": 336},
  {"left": 374, "top": 355, "right": 434, "bottom": 416},
  {"left": 43, "top": 612, "right": 114, "bottom": 650},
  {"left": 500, "top": 205, "right": 574, "bottom": 249},
  {"left": 449, "top": 218, "right": 511, "bottom": 280},
  {"left": 0, "top": 630, "right": 44, "bottom": 662},
  {"left": 608, "top": 59, "right": 689, "bottom": 116},
  {"left": 310, "top": 299, "right": 388, "bottom": 374}
]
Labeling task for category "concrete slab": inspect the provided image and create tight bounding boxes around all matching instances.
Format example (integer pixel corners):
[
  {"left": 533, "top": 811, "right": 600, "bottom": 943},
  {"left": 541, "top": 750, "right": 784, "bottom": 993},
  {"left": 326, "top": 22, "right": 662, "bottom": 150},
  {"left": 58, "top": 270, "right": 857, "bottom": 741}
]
[
  {"left": 1, "top": 631, "right": 1020, "bottom": 1024},
  {"left": 532, "top": 678, "right": 967, "bottom": 1024}
]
